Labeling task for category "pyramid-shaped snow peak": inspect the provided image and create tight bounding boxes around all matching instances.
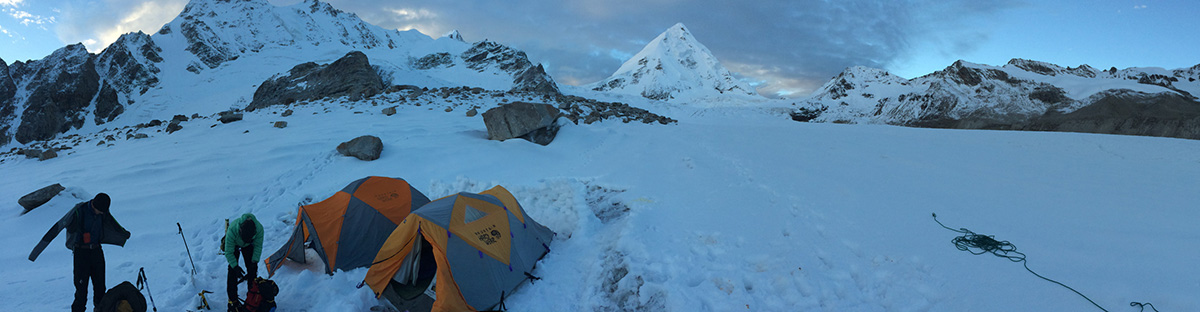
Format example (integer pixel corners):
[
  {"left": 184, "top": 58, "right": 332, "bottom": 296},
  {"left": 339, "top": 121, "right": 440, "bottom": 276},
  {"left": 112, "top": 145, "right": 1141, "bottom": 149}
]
[{"left": 587, "top": 23, "right": 758, "bottom": 101}]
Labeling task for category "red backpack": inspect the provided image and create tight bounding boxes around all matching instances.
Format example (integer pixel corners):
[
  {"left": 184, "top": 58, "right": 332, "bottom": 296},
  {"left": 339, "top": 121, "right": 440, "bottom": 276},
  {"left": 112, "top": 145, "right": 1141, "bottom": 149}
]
[{"left": 242, "top": 277, "right": 278, "bottom": 312}]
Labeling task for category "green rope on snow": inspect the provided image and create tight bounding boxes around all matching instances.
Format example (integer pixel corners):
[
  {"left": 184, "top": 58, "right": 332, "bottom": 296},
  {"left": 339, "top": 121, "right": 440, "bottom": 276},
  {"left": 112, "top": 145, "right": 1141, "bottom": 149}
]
[{"left": 932, "top": 213, "right": 1158, "bottom": 312}]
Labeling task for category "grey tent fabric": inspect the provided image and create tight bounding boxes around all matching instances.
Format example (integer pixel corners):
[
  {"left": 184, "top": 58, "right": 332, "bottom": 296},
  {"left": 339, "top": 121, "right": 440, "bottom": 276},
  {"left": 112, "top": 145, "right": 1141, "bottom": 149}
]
[{"left": 266, "top": 177, "right": 430, "bottom": 276}]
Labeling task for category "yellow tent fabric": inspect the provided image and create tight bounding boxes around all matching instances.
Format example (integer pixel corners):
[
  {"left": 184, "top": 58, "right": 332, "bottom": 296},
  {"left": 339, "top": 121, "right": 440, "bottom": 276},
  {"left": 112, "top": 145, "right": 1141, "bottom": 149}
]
[{"left": 365, "top": 186, "right": 555, "bottom": 312}]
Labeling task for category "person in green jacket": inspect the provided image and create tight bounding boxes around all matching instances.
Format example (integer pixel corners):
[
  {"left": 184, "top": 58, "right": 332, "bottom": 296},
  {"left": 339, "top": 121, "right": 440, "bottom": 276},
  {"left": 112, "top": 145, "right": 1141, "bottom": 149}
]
[
  {"left": 225, "top": 213, "right": 263, "bottom": 311},
  {"left": 28, "top": 193, "right": 131, "bottom": 312}
]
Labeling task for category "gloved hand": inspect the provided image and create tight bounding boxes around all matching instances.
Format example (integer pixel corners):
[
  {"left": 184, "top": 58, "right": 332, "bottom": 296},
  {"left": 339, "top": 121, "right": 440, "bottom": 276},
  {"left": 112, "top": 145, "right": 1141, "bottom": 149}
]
[{"left": 231, "top": 265, "right": 246, "bottom": 282}]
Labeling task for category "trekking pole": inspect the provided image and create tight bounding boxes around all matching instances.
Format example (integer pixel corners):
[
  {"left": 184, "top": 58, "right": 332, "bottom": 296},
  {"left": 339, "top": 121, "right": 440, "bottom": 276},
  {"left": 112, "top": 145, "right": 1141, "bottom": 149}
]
[
  {"left": 136, "top": 268, "right": 159, "bottom": 312},
  {"left": 177, "top": 223, "right": 198, "bottom": 275}
]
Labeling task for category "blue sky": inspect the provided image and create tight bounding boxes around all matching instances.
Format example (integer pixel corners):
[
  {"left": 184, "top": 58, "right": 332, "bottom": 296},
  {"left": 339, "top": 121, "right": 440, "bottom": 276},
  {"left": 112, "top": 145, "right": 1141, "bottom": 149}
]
[{"left": 1, "top": 0, "right": 1196, "bottom": 98}]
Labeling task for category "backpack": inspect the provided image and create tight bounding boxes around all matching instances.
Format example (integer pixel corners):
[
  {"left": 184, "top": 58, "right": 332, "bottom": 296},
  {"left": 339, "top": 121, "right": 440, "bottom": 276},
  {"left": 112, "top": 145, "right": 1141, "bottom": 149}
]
[
  {"left": 97, "top": 281, "right": 148, "bottom": 312},
  {"left": 242, "top": 277, "right": 278, "bottom": 312}
]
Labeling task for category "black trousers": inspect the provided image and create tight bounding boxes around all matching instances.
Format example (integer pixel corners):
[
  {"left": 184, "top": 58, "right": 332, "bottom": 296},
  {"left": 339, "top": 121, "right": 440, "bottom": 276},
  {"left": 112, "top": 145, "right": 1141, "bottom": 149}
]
[
  {"left": 72, "top": 248, "right": 105, "bottom": 312},
  {"left": 227, "top": 245, "right": 258, "bottom": 303}
]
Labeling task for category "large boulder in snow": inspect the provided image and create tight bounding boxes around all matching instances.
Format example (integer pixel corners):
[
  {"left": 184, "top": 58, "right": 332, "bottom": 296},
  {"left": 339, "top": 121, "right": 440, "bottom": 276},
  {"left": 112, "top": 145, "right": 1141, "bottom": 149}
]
[
  {"left": 482, "top": 102, "right": 561, "bottom": 145},
  {"left": 247, "top": 51, "right": 385, "bottom": 111},
  {"left": 19, "top": 183, "right": 65, "bottom": 214},
  {"left": 337, "top": 135, "right": 383, "bottom": 161}
]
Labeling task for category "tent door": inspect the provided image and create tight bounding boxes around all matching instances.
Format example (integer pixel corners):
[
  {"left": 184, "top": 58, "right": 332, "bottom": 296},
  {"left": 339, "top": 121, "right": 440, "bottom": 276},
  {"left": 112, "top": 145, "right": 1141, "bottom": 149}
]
[{"left": 387, "top": 236, "right": 438, "bottom": 302}]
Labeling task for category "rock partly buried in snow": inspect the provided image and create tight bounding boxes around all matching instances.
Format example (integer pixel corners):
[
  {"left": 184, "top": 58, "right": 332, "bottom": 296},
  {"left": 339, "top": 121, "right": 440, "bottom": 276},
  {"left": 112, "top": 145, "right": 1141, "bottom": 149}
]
[
  {"left": 273, "top": 121, "right": 288, "bottom": 128},
  {"left": 247, "top": 51, "right": 385, "bottom": 111},
  {"left": 19, "top": 183, "right": 65, "bottom": 214},
  {"left": 166, "top": 120, "right": 183, "bottom": 133},
  {"left": 382, "top": 106, "right": 396, "bottom": 116},
  {"left": 482, "top": 102, "right": 561, "bottom": 145},
  {"left": 219, "top": 111, "right": 243, "bottom": 123},
  {"left": 337, "top": 135, "right": 383, "bottom": 161}
]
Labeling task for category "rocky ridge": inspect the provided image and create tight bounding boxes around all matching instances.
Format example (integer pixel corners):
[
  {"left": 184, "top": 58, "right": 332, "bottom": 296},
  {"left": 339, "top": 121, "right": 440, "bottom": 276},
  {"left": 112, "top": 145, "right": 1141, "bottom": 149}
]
[{"left": 800, "top": 58, "right": 1200, "bottom": 140}]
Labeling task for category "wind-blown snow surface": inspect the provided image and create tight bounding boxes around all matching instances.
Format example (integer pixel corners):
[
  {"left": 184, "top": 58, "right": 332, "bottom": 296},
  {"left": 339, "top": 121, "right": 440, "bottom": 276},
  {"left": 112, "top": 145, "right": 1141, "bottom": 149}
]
[{"left": 3, "top": 100, "right": 1200, "bottom": 311}]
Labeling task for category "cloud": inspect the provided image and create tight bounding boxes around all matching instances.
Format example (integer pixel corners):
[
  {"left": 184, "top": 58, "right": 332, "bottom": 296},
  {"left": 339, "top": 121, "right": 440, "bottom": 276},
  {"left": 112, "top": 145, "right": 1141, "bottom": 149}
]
[
  {"left": 54, "top": 0, "right": 185, "bottom": 53},
  {"left": 0, "top": 0, "right": 23, "bottom": 7},
  {"left": 5, "top": 7, "right": 54, "bottom": 27},
  {"left": 1134, "top": 5, "right": 1148, "bottom": 9}
]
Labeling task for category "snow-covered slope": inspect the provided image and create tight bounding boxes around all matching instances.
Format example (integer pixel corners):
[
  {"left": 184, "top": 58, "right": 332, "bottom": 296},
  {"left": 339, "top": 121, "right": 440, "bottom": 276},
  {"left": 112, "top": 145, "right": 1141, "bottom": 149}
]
[
  {"left": 801, "top": 58, "right": 1200, "bottom": 129},
  {"left": 2, "top": 94, "right": 1199, "bottom": 311},
  {"left": 586, "top": 23, "right": 759, "bottom": 103}
]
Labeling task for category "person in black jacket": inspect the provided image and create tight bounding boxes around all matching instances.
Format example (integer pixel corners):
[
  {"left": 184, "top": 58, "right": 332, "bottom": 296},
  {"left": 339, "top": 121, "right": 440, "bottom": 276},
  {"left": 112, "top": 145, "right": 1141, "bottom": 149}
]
[{"left": 28, "top": 193, "right": 131, "bottom": 312}]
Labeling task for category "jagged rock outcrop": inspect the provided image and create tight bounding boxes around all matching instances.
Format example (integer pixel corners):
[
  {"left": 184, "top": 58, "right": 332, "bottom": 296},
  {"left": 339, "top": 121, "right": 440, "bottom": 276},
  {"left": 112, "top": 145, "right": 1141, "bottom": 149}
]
[
  {"left": 412, "top": 52, "right": 453, "bottom": 70},
  {"left": 14, "top": 44, "right": 102, "bottom": 144},
  {"left": 96, "top": 31, "right": 163, "bottom": 95},
  {"left": 512, "top": 64, "right": 559, "bottom": 94},
  {"left": 1007, "top": 58, "right": 1098, "bottom": 78},
  {"left": 0, "top": 57, "right": 17, "bottom": 146},
  {"left": 93, "top": 81, "right": 122, "bottom": 124},
  {"left": 463, "top": 40, "right": 534, "bottom": 74},
  {"left": 587, "top": 23, "right": 758, "bottom": 101},
  {"left": 247, "top": 51, "right": 385, "bottom": 111}
]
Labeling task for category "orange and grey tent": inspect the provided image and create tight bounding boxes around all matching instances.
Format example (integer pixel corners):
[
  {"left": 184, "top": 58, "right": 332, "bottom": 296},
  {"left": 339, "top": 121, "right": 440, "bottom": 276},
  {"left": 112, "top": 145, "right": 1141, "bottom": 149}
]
[
  {"left": 266, "top": 176, "right": 431, "bottom": 276},
  {"left": 364, "top": 186, "right": 554, "bottom": 312}
]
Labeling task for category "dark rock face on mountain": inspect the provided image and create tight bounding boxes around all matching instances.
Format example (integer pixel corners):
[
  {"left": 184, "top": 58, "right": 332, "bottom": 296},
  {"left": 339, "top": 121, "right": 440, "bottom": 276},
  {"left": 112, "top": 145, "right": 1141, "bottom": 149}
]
[
  {"left": 93, "top": 82, "right": 123, "bottom": 124},
  {"left": 1022, "top": 90, "right": 1200, "bottom": 140},
  {"left": 13, "top": 44, "right": 102, "bottom": 144},
  {"left": 412, "top": 52, "right": 453, "bottom": 70},
  {"left": 96, "top": 31, "right": 163, "bottom": 95},
  {"left": 0, "top": 35, "right": 162, "bottom": 145},
  {"left": 248, "top": 51, "right": 385, "bottom": 111},
  {"left": 512, "top": 64, "right": 559, "bottom": 94},
  {"left": 0, "top": 58, "right": 17, "bottom": 145},
  {"left": 463, "top": 40, "right": 533, "bottom": 75}
]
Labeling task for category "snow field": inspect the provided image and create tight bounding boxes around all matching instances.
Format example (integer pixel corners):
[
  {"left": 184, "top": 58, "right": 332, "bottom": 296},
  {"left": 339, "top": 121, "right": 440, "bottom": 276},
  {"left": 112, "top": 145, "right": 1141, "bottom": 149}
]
[{"left": 2, "top": 97, "right": 1200, "bottom": 311}]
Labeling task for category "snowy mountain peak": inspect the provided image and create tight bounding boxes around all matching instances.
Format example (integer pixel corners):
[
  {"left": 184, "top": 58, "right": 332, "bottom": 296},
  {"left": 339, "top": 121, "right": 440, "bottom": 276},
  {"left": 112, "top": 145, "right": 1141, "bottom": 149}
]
[
  {"left": 444, "top": 30, "right": 464, "bottom": 42},
  {"left": 811, "top": 66, "right": 906, "bottom": 101},
  {"left": 163, "top": 0, "right": 414, "bottom": 70},
  {"left": 1005, "top": 58, "right": 1098, "bottom": 78},
  {"left": 586, "top": 22, "right": 759, "bottom": 102}
]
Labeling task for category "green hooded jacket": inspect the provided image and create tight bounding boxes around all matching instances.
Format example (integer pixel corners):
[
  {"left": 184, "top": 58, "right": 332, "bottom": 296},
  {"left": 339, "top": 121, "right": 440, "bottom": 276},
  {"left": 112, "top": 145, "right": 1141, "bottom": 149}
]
[{"left": 225, "top": 213, "right": 264, "bottom": 268}]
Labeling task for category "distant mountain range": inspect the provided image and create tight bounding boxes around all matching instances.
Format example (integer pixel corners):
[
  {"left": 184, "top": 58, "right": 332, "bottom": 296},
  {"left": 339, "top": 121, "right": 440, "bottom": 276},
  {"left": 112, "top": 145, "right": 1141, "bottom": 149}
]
[
  {"left": 2, "top": 0, "right": 1199, "bottom": 147},
  {"left": 799, "top": 59, "right": 1200, "bottom": 139}
]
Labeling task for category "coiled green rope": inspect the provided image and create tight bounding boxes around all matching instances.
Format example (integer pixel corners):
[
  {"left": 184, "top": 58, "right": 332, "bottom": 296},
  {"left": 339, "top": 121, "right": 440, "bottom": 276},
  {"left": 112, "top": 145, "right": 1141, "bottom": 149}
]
[{"left": 932, "top": 213, "right": 1158, "bottom": 312}]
